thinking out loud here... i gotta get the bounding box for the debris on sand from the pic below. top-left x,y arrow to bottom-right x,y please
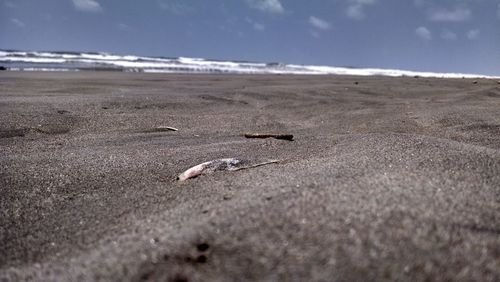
472,80 -> 478,84
143,126 -> 178,133
0,129 -> 27,138
243,133 -> 293,141
177,158 -> 280,181
156,126 -> 178,131
178,158 -> 240,181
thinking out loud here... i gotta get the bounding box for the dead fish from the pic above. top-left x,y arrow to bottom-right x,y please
177,158 -> 279,181
177,158 -> 241,181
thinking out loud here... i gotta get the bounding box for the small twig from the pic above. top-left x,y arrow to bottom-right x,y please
233,160 -> 280,171
143,126 -> 178,133
156,126 -> 178,131
243,133 -> 293,141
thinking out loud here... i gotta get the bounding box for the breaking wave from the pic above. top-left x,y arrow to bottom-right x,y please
0,50 -> 496,78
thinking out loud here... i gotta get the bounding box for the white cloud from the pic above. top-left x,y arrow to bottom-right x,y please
253,23 -> 265,31
10,18 -> 25,27
4,1 -> 15,8
466,29 -> 480,40
246,0 -> 284,14
416,26 -> 432,40
72,0 -> 102,13
310,30 -> 320,38
351,0 -> 376,5
309,16 -> 331,30
346,5 -> 364,20
441,29 -> 457,40
157,0 -> 191,14
245,17 -> 266,31
346,0 -> 376,20
428,6 -> 471,22
117,23 -> 130,31
413,0 -> 425,8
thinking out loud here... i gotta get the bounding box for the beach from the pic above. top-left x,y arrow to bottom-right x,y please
1,71 -> 499,281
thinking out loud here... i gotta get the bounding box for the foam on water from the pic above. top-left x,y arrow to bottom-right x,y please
0,49 -> 497,78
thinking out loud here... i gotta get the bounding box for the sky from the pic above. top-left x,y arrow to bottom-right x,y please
1,0 -> 499,75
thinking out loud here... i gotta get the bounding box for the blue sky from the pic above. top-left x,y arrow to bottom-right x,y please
1,0 -> 499,75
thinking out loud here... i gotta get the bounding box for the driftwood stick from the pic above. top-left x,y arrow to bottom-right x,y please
143,126 -> 178,133
233,160 -> 280,171
243,133 -> 293,141
155,126 -> 178,132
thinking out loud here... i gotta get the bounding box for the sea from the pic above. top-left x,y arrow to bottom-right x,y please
0,49 -> 496,78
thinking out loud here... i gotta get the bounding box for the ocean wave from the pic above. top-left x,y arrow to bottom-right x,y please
0,49 -> 497,78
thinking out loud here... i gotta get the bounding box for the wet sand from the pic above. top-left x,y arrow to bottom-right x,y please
1,72 -> 499,281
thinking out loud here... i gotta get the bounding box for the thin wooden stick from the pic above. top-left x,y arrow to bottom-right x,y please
143,126 -> 178,133
243,133 -> 293,141
156,126 -> 178,131
233,160 -> 280,171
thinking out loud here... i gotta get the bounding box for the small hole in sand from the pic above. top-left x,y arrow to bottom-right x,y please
196,243 -> 209,252
196,255 -> 207,263
140,271 -> 152,281
170,274 -> 189,282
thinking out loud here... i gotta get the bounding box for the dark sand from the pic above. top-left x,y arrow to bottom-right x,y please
1,72 -> 499,281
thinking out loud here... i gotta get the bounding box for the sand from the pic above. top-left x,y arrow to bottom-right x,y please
0,71 -> 499,281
